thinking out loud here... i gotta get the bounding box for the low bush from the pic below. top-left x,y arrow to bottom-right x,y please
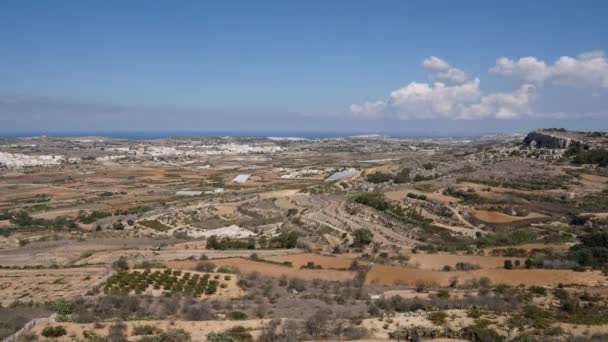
41,326 -> 67,338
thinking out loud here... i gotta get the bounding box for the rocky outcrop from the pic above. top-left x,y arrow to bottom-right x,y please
523,131 -> 588,150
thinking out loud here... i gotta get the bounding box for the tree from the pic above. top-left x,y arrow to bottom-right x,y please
112,256 -> 129,271
352,228 -> 373,247
206,235 -> 219,249
366,172 -> 392,184
504,259 -> 513,270
393,168 -> 411,184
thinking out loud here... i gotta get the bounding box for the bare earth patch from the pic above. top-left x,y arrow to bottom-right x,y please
470,209 -> 547,223
365,265 -> 608,287
408,253 -> 525,270
266,252 -> 358,269
0,267 -> 107,306
167,258 -> 356,282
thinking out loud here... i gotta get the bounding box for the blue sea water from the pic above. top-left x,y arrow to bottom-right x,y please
0,130 -> 492,140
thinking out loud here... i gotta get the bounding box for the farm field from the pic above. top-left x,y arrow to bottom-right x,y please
470,209 -> 548,223
266,252 -> 359,269
0,267 -> 107,306
2,130 -> 608,341
407,253 -> 525,270
365,265 -> 608,287
167,258 -> 357,282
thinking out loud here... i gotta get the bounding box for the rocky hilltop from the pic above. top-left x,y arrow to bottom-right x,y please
523,129 -> 592,150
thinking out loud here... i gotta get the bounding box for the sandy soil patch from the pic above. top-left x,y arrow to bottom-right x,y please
471,209 -> 547,223
559,322 -> 608,337
183,225 -> 255,239
211,205 -> 237,218
432,223 -> 477,237
408,253 -> 525,270
365,265 -> 607,287
32,209 -> 81,220
259,189 -> 300,199
0,267 -> 108,306
167,258 -> 356,282
458,182 -> 535,196
579,173 -> 608,184
582,212 -> 608,219
362,310 -> 475,340
275,197 -> 299,210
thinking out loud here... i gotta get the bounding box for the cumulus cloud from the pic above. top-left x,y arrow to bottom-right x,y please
422,56 -> 450,71
423,56 -> 469,84
490,57 -> 550,83
461,84 -> 536,120
351,56 -> 535,120
490,51 -> 608,89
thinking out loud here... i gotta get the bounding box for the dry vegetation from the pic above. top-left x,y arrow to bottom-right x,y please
2,131 -> 608,341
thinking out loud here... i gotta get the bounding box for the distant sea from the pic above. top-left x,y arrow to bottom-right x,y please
0,131 -> 506,140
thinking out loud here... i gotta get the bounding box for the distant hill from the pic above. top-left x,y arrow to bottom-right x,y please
523,128 -> 608,150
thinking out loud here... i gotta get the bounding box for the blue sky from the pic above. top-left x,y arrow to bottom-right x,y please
1,1 -> 608,135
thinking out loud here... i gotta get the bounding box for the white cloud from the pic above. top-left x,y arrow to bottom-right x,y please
350,100 -> 386,118
490,57 -> 550,83
423,56 -> 469,84
491,51 -> 608,89
461,84 -> 535,120
387,79 -> 481,119
436,68 -> 469,84
422,56 -> 450,71
351,56 -> 534,120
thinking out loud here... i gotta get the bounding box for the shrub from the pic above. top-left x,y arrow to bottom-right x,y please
41,326 -> 67,338
268,231 -> 299,249
366,172 -> 392,184
570,148 -> 608,167
227,311 -> 248,320
463,325 -> 504,342
133,325 -> 157,336
529,286 -> 547,296
108,321 -> 127,341
437,290 -> 450,299
352,228 -> 373,247
195,262 -> 216,272
207,326 -> 251,342
112,256 -> 129,271
455,262 -> 481,271
427,311 -> 448,325
393,168 -> 411,184
47,298 -> 74,315
159,329 -> 191,342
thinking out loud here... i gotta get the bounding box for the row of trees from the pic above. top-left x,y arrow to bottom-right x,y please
206,231 -> 300,250
366,168 -> 412,184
